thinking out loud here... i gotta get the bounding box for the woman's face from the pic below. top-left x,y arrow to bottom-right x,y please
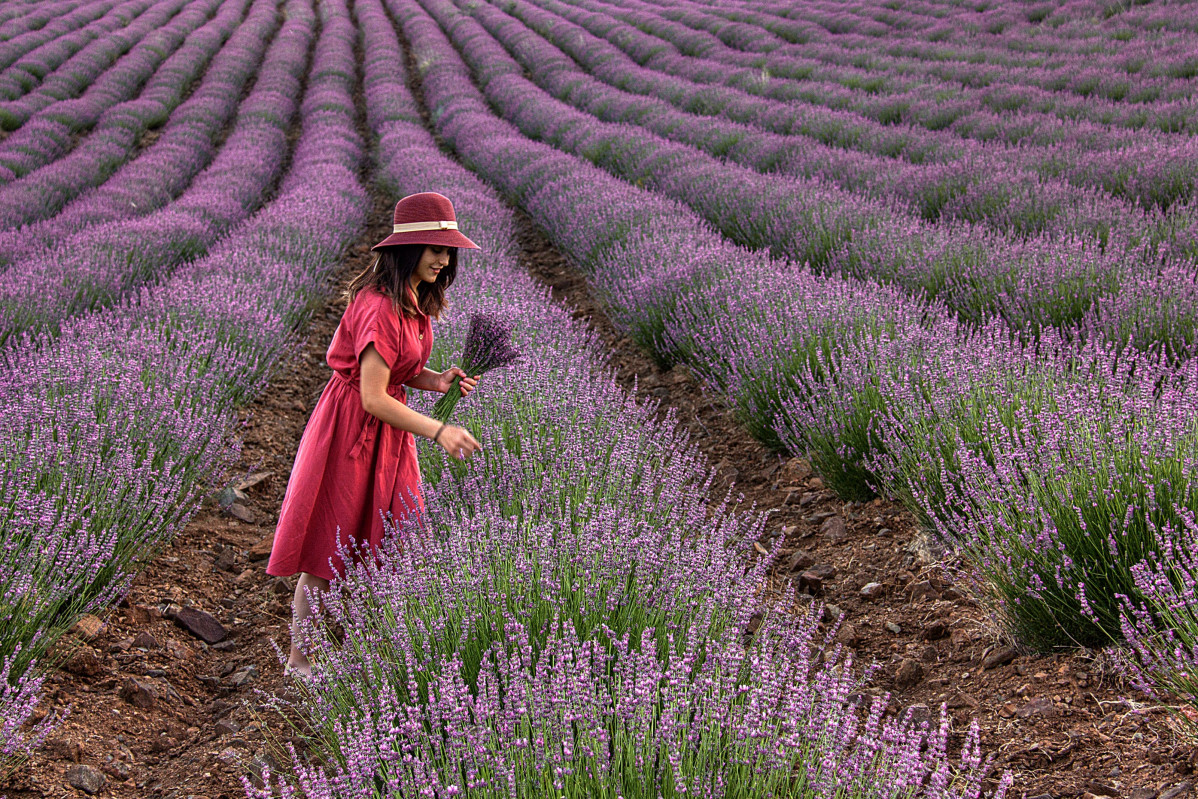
412,244 -> 451,286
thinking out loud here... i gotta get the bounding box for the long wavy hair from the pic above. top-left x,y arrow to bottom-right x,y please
344,243 -> 458,319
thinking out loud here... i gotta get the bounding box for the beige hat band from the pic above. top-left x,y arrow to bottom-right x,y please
392,220 -> 458,233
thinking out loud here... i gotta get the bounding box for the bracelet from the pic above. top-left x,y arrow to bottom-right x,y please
432,423 -> 447,445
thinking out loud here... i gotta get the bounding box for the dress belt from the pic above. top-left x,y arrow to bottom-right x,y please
331,370 -> 407,460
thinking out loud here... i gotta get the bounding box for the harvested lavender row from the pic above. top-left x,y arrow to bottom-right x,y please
242,0 -> 1006,794
433,0 -> 1198,358
0,0 -> 282,268
492,0 -> 1191,251
0,0 -> 210,184
2,0 -> 367,766
617,0 -> 1198,134
0,0 -> 165,134
412,0 -> 1198,659
539,0 -> 1198,211
0,0 -> 119,78
0,0 -> 247,231
0,0 -> 313,342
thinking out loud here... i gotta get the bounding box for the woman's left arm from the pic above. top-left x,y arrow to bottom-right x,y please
405,367 -> 480,396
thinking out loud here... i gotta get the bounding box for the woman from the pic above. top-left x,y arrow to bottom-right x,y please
266,192 -> 483,678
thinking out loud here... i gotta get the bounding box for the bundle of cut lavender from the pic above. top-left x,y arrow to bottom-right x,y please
432,312 -> 520,423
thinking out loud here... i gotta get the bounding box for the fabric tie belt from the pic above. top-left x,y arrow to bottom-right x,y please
332,370 -> 406,460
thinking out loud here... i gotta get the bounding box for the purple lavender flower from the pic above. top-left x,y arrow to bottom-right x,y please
431,311 -> 521,422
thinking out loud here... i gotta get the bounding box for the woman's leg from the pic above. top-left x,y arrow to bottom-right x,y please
286,571 -> 329,675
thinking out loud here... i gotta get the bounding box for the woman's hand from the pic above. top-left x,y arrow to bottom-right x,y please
436,424 -> 481,461
434,367 -> 480,397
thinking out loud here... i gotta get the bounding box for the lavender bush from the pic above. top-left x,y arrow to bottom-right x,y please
0,0 -> 245,231
245,1 -> 1008,795
2,0 -> 367,762
0,648 -> 61,781
0,0 -> 313,343
0,0 -> 282,269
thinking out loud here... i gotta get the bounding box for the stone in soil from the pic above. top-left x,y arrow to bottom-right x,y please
920,618 -> 950,641
895,658 -> 923,688
174,606 -> 227,643
226,502 -> 255,523
1015,696 -> 1055,717
860,581 -> 885,600
64,645 -> 104,677
1160,784 -> 1192,799
786,549 -> 815,573
247,535 -> 274,561
46,737 -> 84,763
779,457 -> 811,484
227,664 -> 258,688
131,631 -> 158,650
799,565 -> 835,595
65,764 -> 106,795
820,515 -> 848,542
70,614 -> 105,640
982,645 -> 1018,671
119,677 -> 158,709
234,471 -> 273,491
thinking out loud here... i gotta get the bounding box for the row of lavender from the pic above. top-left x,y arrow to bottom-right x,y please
2,0 -> 372,778
500,0 -> 1195,254
411,0 -> 1198,719
0,0 -> 278,268
0,0 -> 183,140
246,0 -> 1005,794
0,0 -> 313,344
0,0 -> 245,231
630,0 -> 1198,137
434,0 -> 1197,364
645,0 -> 1198,132
528,0 -> 1198,215
0,0 -> 122,92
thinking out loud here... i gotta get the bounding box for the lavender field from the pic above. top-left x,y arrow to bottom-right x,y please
1,0 -> 1196,796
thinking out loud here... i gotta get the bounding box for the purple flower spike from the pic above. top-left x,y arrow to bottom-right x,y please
432,311 -> 522,422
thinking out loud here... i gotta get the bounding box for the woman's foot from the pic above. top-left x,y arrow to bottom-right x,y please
284,659 -> 312,682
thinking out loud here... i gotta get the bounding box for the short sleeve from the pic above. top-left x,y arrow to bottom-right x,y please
352,291 -> 402,369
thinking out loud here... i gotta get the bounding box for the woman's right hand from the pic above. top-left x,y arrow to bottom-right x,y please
437,424 -> 481,460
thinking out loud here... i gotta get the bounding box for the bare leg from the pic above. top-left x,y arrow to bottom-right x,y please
286,572 -> 329,676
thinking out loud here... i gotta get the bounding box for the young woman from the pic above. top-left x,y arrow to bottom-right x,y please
266,192 -> 483,678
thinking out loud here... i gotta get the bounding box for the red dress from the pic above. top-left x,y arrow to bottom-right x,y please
267,286 -> 433,581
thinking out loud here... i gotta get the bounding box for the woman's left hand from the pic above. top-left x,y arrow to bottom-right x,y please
437,367 -> 480,397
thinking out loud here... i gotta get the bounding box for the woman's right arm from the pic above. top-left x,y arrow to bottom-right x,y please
359,344 -> 481,459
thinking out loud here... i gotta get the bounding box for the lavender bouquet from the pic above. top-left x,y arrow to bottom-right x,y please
432,312 -> 520,423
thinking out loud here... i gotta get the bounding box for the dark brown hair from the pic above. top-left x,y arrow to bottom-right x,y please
344,243 -> 457,319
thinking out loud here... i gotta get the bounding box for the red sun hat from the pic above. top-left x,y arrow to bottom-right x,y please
371,192 -> 480,251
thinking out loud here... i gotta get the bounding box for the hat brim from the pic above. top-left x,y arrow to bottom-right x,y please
371,229 -> 480,251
